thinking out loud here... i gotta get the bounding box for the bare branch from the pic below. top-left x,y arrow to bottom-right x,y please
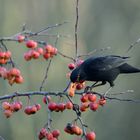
126,38 -> 140,53
39,59 -> 52,91
78,46 -> 111,58
57,51 -> 75,61
0,136 -> 5,140
28,21 -> 69,36
75,0 -> 79,58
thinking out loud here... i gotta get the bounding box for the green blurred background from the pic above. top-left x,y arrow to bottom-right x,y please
0,0 -> 140,140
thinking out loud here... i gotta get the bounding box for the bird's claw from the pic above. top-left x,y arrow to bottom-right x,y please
84,86 -> 92,93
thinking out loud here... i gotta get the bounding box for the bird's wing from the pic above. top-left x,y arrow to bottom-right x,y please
85,55 -> 129,71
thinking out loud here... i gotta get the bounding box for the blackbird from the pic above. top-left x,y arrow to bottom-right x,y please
70,55 -> 140,91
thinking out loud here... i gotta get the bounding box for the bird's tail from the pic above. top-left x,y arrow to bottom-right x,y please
120,63 -> 140,73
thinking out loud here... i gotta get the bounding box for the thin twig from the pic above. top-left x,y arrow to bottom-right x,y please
0,136 -> 5,140
75,0 -> 79,58
29,21 -> 68,36
66,94 -> 87,137
57,51 -> 75,61
0,91 -> 140,103
44,97 -> 52,131
126,38 -> 140,53
78,46 -> 111,58
39,59 -> 52,91
108,89 -> 134,96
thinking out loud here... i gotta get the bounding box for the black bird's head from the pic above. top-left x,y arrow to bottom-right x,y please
70,66 -> 86,83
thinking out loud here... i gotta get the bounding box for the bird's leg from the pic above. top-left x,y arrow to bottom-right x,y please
103,87 -> 112,97
91,81 -> 106,89
63,81 -> 71,92
84,82 -> 98,92
84,81 -> 106,92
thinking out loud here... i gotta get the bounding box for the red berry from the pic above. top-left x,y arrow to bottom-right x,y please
0,52 -> 5,60
48,102 -> 57,111
38,128 -> 47,140
2,102 -> 11,110
45,133 -> 53,140
26,40 -> 37,48
17,101 -> 23,108
17,35 -> 25,43
86,131 -> 96,140
64,127 -> 72,134
37,48 -> 44,55
52,47 -> 57,55
68,63 -> 75,70
80,94 -> 88,103
31,51 -> 40,59
76,83 -> 85,90
89,103 -> 99,111
76,59 -> 84,67
80,102 -> 89,112
24,53 -> 32,61
43,96 -> 51,104
43,52 -> 51,59
52,129 -> 60,138
11,101 -> 22,112
44,45 -> 53,53
65,101 -> 73,109
71,125 -> 82,135
88,94 -> 97,102
57,103 -> 66,112
30,105 -> 37,114
8,68 -> 21,77
0,67 -> 7,78
35,104 -> 41,111
24,106 -> 32,115
98,98 -> 106,106
5,51 -> 11,59
4,110 -> 12,118
14,75 -> 24,84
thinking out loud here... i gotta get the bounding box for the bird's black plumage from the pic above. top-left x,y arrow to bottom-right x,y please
70,55 -> 140,87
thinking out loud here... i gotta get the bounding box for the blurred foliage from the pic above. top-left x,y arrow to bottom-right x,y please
0,0 -> 140,140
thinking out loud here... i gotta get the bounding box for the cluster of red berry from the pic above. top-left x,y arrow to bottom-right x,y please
47,101 -> 73,112
80,93 -> 106,112
2,101 -> 22,118
38,128 -> 60,140
24,48 -> 43,60
43,45 -> 57,59
64,123 -> 83,136
64,123 -> 96,140
2,100 -> 41,117
17,35 -> 57,61
24,104 -> 41,115
0,67 -> 23,85
0,51 -> 11,64
43,96 -> 73,111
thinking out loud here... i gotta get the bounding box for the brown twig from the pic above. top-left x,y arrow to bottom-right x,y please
126,38 -> 140,53
39,59 -> 52,91
43,97 -> 52,131
0,90 -> 140,103
78,46 -> 111,58
57,51 -> 75,61
0,136 -> 5,140
66,94 -> 87,137
75,0 -> 79,58
27,21 -> 69,37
